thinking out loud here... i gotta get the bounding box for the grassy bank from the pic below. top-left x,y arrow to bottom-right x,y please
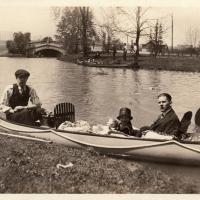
0,135 -> 198,193
139,56 -> 200,72
59,53 -> 200,72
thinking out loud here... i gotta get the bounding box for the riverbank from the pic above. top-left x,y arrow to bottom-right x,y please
0,53 -> 24,57
59,53 -> 200,72
0,134 -> 198,193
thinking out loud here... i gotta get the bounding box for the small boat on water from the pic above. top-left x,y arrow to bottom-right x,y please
76,60 -> 136,69
82,62 -> 130,68
0,115 -> 200,166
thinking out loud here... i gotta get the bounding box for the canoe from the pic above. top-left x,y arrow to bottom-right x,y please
0,116 -> 200,166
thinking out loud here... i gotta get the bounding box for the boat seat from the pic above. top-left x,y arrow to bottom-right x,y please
178,111 -> 192,139
54,102 -> 75,128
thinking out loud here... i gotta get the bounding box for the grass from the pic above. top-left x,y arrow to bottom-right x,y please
139,56 -> 200,72
59,53 -> 200,73
0,135 -> 198,193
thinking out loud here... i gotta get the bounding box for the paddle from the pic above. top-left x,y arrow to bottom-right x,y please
177,111 -> 192,140
187,108 -> 200,140
180,111 -> 193,131
195,108 -> 200,127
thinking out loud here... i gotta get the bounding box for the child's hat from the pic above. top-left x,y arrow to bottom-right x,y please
117,107 -> 133,120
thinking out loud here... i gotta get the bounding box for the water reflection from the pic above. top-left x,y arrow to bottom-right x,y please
0,57 -> 200,129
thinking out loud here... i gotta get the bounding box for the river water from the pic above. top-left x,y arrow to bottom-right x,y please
1,57 -> 200,185
0,57 -> 200,129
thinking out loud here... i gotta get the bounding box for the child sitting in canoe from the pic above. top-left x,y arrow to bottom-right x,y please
108,107 -> 139,136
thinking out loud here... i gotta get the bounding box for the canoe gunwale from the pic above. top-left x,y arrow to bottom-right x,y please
0,115 -> 168,142
0,115 -> 200,145
51,130 -> 200,153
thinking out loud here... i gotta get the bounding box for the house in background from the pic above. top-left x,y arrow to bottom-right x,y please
140,41 -> 168,55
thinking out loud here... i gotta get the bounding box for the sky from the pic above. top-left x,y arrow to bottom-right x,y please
1,0 -> 200,46
0,7 -> 56,40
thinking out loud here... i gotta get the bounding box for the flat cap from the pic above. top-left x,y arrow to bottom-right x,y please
15,69 -> 30,78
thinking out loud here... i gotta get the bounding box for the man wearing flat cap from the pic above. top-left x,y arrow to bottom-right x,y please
0,69 -> 44,125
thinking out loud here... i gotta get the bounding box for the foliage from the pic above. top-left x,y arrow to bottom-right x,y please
6,32 -> 31,55
79,7 -> 96,56
55,7 -> 81,54
6,40 -> 17,54
41,37 -> 53,43
54,7 -> 96,56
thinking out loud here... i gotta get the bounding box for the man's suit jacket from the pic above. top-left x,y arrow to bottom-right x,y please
150,109 -> 180,135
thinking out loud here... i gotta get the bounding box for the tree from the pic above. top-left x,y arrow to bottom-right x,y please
114,7 -> 150,63
186,27 -> 199,48
79,7 -> 96,57
149,20 -> 164,57
41,37 -> 53,43
6,32 -> 31,54
134,7 -> 142,60
55,7 -> 81,53
53,7 -> 96,56
6,40 -> 17,54
102,31 -> 106,52
98,8 -> 117,54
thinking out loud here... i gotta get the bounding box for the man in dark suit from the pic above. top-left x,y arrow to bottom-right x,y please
140,93 -> 180,136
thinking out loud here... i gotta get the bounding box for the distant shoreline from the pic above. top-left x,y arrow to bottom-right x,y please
58,53 -> 200,73
1,52 -> 200,73
0,53 -> 24,57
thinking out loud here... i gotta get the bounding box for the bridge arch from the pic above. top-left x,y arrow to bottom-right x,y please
34,46 -> 65,57
27,42 -> 66,57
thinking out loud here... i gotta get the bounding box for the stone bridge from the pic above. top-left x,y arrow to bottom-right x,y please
26,40 -> 66,57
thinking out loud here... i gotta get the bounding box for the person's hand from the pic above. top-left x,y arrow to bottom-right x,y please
14,106 -> 25,112
141,130 -> 149,135
8,108 -> 15,113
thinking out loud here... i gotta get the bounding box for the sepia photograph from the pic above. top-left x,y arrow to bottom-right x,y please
0,0 -> 200,197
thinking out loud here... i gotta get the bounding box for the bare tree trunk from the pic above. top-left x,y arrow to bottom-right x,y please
80,7 -> 89,57
134,7 -> 141,64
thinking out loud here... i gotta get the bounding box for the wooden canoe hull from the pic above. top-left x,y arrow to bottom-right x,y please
0,117 -> 200,165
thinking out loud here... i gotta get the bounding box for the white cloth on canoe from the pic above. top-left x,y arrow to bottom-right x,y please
58,120 -> 111,135
142,131 -> 173,140
92,124 -> 110,135
58,120 -> 137,136
58,120 -> 91,132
